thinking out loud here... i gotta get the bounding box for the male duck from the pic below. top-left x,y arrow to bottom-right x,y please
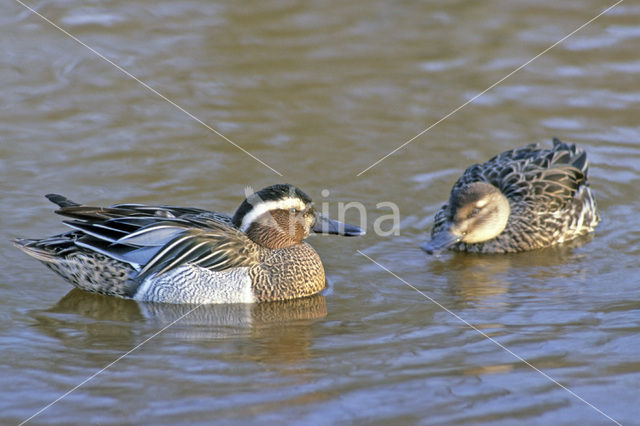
422,138 -> 600,254
14,184 -> 364,303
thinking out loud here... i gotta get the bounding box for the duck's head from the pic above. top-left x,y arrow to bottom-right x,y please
422,182 -> 510,254
232,184 -> 365,249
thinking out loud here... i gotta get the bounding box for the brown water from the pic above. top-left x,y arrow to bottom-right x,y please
2,0 -> 640,424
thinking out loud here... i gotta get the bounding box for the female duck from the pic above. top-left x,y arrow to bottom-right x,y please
14,184 -> 364,303
422,138 -> 600,254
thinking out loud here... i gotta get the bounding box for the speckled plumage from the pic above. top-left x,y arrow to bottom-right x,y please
14,184 -> 363,303
426,139 -> 600,253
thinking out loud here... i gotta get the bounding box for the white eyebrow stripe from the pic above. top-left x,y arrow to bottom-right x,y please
476,198 -> 489,208
240,197 -> 306,232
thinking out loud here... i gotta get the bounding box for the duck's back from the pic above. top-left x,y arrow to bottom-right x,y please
13,199 -> 251,299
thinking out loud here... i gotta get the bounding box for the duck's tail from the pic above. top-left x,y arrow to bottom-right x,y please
45,194 -> 81,208
12,238 -> 61,263
551,137 -> 589,175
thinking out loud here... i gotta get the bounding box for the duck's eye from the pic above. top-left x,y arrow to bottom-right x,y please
467,207 -> 480,219
290,208 -> 299,214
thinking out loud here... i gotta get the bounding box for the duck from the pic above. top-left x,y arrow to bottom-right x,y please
13,184 -> 365,304
422,138 -> 600,254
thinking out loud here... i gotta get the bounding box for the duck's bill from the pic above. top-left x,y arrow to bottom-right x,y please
312,214 -> 365,236
420,230 -> 461,254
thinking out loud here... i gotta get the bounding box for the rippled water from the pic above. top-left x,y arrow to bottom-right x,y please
2,0 -> 640,424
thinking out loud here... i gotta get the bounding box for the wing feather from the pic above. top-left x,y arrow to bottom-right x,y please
44,196 -> 254,278
134,223 -> 259,281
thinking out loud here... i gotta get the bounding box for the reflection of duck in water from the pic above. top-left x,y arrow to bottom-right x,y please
34,289 -> 327,362
44,289 -> 327,327
428,240 -> 591,307
14,184 -> 364,304
423,139 -> 600,254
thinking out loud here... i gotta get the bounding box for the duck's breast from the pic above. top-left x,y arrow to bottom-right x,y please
250,243 -> 326,302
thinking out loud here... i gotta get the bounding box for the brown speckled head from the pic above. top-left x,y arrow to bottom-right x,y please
234,184 -> 363,248
449,181 -> 511,244
245,207 -> 316,249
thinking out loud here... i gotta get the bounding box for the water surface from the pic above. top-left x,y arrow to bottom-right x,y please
2,0 -> 640,424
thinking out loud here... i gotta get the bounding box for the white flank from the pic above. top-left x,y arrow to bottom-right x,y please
134,266 -> 256,304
